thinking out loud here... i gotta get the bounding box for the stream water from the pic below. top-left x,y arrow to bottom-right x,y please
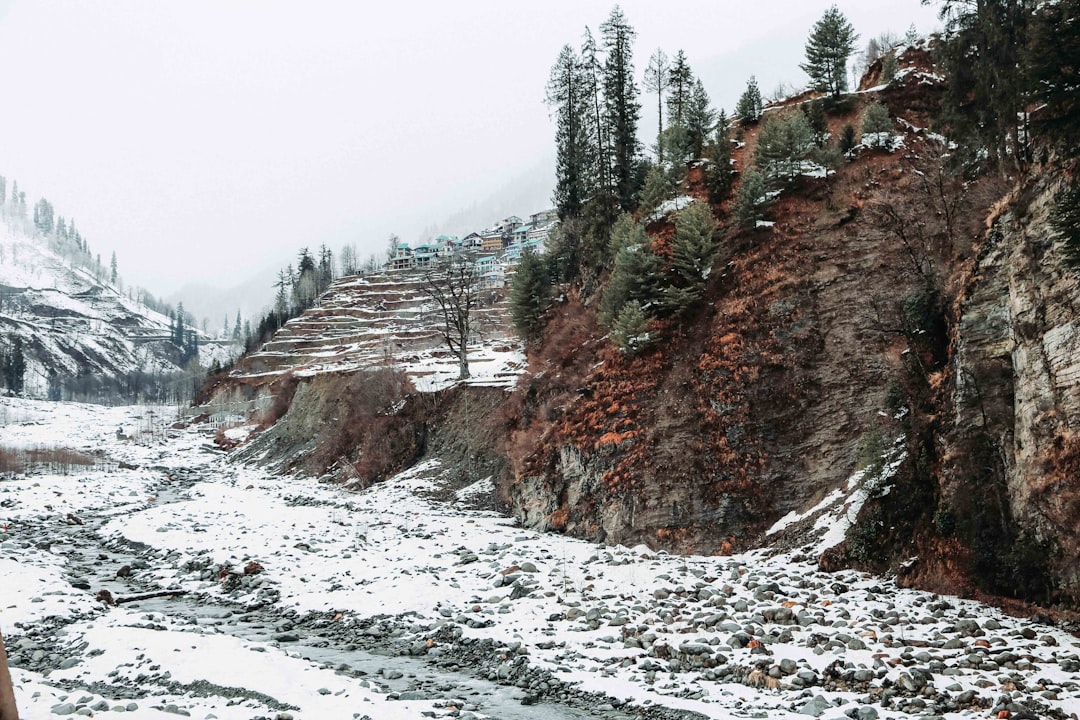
26,465 -> 634,720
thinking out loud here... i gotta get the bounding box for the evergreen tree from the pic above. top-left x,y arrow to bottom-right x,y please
840,123 -> 858,154
643,48 -> 670,162
611,300 -> 652,355
1050,178 -> 1080,267
110,252 -> 118,285
800,5 -> 859,99
803,99 -> 829,139
684,78 -> 716,160
275,269 -> 290,318
705,111 -> 735,204
0,176 -> 5,206
880,52 -> 899,84
600,6 -> 643,211
1027,0 -> 1080,153
174,303 -> 186,346
581,27 -> 610,195
509,248 -> 552,342
662,200 -> 719,312
318,244 -> 333,292
600,215 -> 661,326
666,50 -> 693,130
754,110 -> 816,187
547,44 -> 592,220
5,338 -> 25,393
734,168 -> 770,227
637,163 -> 674,218
861,102 -> 894,147
735,76 -> 763,123
294,249 -> 318,310
929,0 -> 1031,170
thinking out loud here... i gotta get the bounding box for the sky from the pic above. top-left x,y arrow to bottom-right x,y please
0,1 -> 941,304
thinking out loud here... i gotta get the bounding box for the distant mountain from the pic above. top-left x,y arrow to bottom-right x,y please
167,263 -> 279,337
0,214 -> 235,402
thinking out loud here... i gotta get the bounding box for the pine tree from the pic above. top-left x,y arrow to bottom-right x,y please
174,303 -> 186,346
881,52 -> 899,84
637,163 -> 674,218
643,49 -> 670,162
931,0 -> 1031,170
734,168 -> 770,227
840,123 -> 858,154
318,244 -> 333,292
0,176 -> 5,206
800,5 -> 859,99
274,270 -> 290,319
705,111 -> 735,204
600,6 -> 643,211
861,102 -> 893,147
1027,0 -> 1080,153
581,27 -> 609,195
735,76 -> 763,123
547,44 -> 592,220
662,201 -> 719,312
1050,178 -> 1080,267
110,252 -> 118,285
684,78 -> 716,160
600,215 -> 661,327
7,337 -> 25,393
509,248 -> 552,342
666,50 -> 693,129
754,110 -> 815,187
611,300 -> 652,355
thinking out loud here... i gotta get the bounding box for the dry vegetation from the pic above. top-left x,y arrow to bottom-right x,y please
0,445 -> 99,475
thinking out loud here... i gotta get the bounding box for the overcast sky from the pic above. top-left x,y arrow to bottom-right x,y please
0,1 -> 940,299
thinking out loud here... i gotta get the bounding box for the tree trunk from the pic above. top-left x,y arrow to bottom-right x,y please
0,630 -> 18,720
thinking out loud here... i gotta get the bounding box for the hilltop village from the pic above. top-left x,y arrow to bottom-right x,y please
389,209 -> 558,286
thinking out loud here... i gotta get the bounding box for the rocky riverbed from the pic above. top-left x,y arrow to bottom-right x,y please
1,398 -> 1079,719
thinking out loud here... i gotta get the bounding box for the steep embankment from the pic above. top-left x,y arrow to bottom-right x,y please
504,45 -> 971,553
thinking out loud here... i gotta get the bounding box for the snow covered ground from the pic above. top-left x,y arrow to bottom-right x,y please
2,397 -> 1080,720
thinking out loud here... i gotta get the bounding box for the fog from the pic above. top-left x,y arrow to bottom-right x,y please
0,0 -> 940,307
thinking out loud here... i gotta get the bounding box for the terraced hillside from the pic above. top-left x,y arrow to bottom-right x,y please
230,267 -> 524,391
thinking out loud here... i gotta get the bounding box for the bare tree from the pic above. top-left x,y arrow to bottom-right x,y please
643,48 -> 670,162
421,257 -> 478,380
0,629 -> 17,720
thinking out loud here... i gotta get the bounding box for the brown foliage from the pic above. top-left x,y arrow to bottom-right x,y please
0,446 -> 97,475
306,368 -> 416,482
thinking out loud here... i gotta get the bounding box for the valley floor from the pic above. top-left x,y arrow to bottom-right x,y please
0,398 -> 1078,720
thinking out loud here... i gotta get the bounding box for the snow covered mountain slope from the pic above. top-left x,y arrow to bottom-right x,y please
0,218 -> 231,401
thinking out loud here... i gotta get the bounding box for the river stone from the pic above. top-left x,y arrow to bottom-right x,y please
51,704 -> 77,715
856,706 -> 879,720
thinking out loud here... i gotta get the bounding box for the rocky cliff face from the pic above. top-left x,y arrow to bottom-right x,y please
924,163 -> 1080,604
